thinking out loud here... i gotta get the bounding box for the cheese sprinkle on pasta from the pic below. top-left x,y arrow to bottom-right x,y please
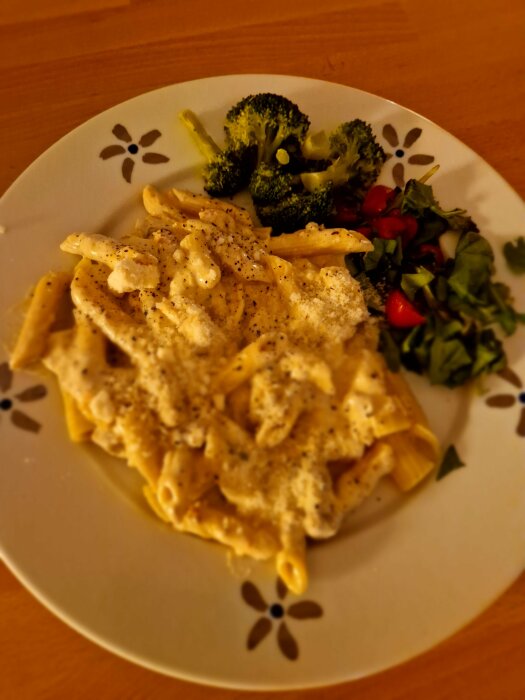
10,186 -> 440,594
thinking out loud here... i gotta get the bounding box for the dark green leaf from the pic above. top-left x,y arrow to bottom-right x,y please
401,325 -> 423,353
401,180 -> 476,234
413,341 -> 431,369
428,336 -> 472,385
488,282 -> 523,335
441,319 -> 465,339
393,236 -> 404,265
502,236 -> 525,274
435,275 -> 449,302
471,332 -> 505,376
415,216 -> 448,245
447,232 -> 494,301
436,445 -> 465,481
400,180 -> 440,217
363,238 -> 398,271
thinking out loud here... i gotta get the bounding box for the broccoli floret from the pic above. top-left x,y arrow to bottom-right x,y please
249,163 -> 295,204
255,187 -> 333,234
179,109 -> 252,196
301,119 -> 386,197
203,147 -> 254,197
224,93 -> 310,166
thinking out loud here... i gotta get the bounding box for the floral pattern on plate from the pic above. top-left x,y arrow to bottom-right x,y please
485,367 -> 525,436
99,124 -> 170,183
0,362 -> 47,433
382,124 -> 435,187
241,577 -> 323,660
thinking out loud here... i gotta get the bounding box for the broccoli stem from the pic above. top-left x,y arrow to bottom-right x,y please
300,151 -> 360,192
301,131 -> 331,159
179,109 -> 220,162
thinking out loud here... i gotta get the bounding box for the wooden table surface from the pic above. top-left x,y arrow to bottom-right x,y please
1,0 -> 525,697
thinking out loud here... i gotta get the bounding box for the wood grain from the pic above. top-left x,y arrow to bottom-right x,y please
1,0 -> 524,697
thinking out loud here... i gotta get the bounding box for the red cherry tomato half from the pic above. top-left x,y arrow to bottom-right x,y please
385,290 -> 426,328
361,185 -> 394,218
400,214 -> 419,246
373,216 -> 406,239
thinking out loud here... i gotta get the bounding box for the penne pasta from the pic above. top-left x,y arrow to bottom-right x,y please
387,424 -> 441,492
10,270 -> 72,369
10,184 -> 440,594
276,546 -> 308,596
60,387 -> 94,442
267,223 -> 372,257
214,332 -> 287,394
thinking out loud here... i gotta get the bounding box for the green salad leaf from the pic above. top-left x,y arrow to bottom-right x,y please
347,177 -> 525,388
401,266 -> 434,300
503,236 -> 525,274
436,445 -> 465,481
428,335 -> 472,385
447,232 -> 494,301
400,180 -> 477,235
363,238 -> 398,271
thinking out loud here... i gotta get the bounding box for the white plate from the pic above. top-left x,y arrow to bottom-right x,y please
1,75 -> 524,690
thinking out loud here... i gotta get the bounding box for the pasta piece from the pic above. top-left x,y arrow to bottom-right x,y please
10,270 -> 72,369
276,550 -> 308,596
276,519 -> 308,595
225,383 -> 252,429
72,310 -> 108,367
207,276 -> 245,331
143,485 -> 171,523
336,441 -> 396,513
60,387 -> 94,442
171,187 -> 253,226
387,424 -> 441,491
385,368 -> 430,427
142,185 -> 188,222
179,229 -> 222,289
383,368 -> 440,490
267,223 -> 372,257
181,216 -> 272,283
370,394 -> 412,438
178,492 -> 281,561
60,232 -> 157,267
61,232 -> 159,293
249,369 -> 306,447
214,332 -> 287,394
157,446 -> 217,519
117,405 -> 166,487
